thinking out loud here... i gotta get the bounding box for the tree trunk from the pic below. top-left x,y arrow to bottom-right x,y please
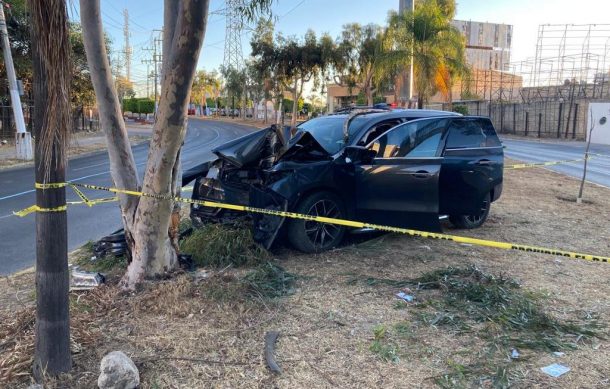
290,80 -> 299,127
29,0 -> 71,378
123,0 -> 209,288
366,87 -> 374,106
263,98 -> 268,123
80,0 -> 139,253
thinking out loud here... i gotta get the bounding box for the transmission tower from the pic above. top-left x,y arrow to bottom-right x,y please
123,8 -> 131,81
223,0 -> 244,71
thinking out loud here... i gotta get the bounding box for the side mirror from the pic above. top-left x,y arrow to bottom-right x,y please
344,145 -> 376,164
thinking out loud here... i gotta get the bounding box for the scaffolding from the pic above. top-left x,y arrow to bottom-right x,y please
438,24 -> 610,139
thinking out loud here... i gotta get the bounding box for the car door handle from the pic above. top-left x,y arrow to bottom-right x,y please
411,170 -> 431,179
476,159 -> 492,166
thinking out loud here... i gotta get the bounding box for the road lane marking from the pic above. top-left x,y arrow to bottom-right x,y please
72,161 -> 110,171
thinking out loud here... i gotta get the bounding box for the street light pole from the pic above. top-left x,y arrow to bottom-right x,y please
0,1 -> 32,159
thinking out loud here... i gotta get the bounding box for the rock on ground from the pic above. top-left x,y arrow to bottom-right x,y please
97,351 -> 140,389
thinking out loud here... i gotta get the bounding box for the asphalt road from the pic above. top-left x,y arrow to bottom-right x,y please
502,138 -> 610,188
0,119 -> 256,275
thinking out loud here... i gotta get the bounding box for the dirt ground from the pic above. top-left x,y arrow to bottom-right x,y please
1,162 -> 609,388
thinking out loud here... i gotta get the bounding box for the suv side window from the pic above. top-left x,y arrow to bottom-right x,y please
358,119 -> 402,146
369,118 -> 449,158
479,118 -> 502,147
445,119 -> 488,149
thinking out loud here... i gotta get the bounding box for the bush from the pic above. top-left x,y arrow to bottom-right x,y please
137,98 -> 155,114
452,105 -> 469,115
180,224 -> 269,268
122,98 -> 137,113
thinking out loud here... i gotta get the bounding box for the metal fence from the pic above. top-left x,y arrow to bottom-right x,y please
0,103 -> 100,141
425,98 -> 610,140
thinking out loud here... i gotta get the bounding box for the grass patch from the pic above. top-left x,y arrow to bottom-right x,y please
411,265 -> 602,352
180,224 -> 269,268
357,265 -> 605,387
242,262 -> 296,299
369,324 -> 400,363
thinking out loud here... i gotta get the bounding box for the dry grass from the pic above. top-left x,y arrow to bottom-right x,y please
1,163 -> 609,388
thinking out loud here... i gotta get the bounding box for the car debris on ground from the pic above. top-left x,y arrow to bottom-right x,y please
540,363 -> 570,377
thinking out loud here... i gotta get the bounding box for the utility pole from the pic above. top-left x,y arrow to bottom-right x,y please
0,2 -> 32,159
123,8 -> 131,81
398,0 -> 414,107
144,30 -> 162,116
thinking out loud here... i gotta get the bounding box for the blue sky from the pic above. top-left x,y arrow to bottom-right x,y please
70,0 -> 610,96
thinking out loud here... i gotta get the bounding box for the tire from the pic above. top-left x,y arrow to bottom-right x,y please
449,192 -> 491,229
287,191 -> 347,253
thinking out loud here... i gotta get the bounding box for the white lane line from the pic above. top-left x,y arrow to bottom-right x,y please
72,161 -> 109,171
0,189 -> 36,201
0,126 -> 225,202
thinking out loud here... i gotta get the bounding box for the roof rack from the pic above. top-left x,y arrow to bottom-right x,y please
332,104 -> 391,114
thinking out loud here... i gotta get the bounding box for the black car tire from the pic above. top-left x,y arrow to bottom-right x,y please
449,192 -> 491,229
287,191 -> 346,253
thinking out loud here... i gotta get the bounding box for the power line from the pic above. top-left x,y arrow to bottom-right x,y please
280,0 -> 307,18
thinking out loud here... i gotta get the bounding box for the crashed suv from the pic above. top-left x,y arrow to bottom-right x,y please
183,110 -> 504,253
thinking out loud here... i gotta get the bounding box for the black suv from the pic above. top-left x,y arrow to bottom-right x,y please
185,110 -> 503,253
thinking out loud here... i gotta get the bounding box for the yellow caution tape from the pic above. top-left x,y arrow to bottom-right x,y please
13,181 -> 609,264
505,156 -> 590,170
13,204 -> 67,217
35,182 -> 68,189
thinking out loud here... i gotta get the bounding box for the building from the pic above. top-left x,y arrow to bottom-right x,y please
451,20 -> 512,72
326,2 -> 516,111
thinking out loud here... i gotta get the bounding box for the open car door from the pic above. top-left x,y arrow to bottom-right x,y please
354,118 -> 451,232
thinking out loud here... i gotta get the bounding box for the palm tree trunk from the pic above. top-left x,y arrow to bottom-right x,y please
29,0 -> 71,378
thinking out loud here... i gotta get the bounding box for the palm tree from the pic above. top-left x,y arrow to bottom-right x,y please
385,0 -> 468,108
29,0 -> 72,377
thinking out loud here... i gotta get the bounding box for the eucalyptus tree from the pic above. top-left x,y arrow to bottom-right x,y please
80,0 -> 273,289
333,23 -> 389,106
252,29 -> 332,127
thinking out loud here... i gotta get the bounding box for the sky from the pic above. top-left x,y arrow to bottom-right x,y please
70,0 -> 610,97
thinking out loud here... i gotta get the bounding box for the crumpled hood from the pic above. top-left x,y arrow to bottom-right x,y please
212,127 -> 331,168
276,131 -> 331,162
212,128 -> 272,168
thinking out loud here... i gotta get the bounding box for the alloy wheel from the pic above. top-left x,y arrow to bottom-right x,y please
304,199 -> 342,249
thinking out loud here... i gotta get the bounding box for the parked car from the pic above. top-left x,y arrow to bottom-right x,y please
183,110 -> 503,253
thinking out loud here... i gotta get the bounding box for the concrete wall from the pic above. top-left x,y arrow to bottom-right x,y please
426,99 -> 610,140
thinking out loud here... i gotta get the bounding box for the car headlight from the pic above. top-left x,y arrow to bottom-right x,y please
196,177 -> 225,200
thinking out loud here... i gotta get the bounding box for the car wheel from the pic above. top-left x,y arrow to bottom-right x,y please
449,192 -> 491,229
287,191 -> 346,253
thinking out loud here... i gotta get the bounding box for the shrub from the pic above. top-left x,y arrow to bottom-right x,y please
180,224 -> 269,268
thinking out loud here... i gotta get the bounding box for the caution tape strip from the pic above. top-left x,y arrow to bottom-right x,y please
505,156 -> 590,170
13,181 -> 610,264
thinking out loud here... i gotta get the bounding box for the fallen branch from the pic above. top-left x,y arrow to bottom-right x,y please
264,330 -> 282,374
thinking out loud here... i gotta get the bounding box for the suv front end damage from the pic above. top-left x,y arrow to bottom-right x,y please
187,124 -> 334,248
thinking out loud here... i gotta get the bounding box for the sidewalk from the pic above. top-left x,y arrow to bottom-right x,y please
0,121 -> 153,170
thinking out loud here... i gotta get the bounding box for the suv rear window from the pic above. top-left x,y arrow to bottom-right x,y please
480,118 -> 502,147
445,119 -> 487,149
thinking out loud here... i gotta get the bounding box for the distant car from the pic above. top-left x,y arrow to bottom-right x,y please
183,110 -> 503,253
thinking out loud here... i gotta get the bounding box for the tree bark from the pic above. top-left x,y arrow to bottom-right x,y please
290,79 -> 299,127
124,0 -> 209,288
30,0 -> 71,378
80,0 -> 139,253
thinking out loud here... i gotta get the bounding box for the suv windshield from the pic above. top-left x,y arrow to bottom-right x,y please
296,115 -> 368,154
